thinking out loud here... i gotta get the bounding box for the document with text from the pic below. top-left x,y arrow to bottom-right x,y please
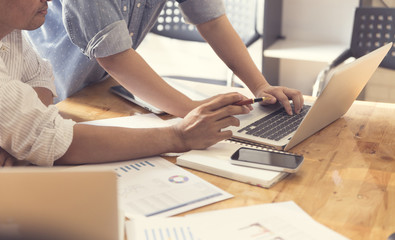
126,201 -> 349,240
73,157 -> 232,218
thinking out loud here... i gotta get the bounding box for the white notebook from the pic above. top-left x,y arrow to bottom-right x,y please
176,141 -> 290,188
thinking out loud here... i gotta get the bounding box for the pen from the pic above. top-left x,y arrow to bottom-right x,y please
234,97 -> 269,106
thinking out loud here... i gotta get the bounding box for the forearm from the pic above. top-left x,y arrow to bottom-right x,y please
57,92 -> 250,165
197,15 -> 270,96
97,49 -> 198,117
56,124 -> 184,165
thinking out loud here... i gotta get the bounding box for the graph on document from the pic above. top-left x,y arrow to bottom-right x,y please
114,157 -> 229,217
114,160 -> 156,177
127,217 -> 204,240
143,226 -> 197,240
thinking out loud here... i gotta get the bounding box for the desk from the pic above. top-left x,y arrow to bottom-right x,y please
57,77 -> 395,240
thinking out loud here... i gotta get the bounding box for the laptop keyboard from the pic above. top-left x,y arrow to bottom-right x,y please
237,105 -> 311,141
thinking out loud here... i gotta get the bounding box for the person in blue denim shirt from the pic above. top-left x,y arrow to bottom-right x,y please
26,0 -> 304,117
1,0 -> 253,166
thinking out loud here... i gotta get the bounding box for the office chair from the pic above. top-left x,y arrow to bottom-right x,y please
150,0 -> 261,87
312,7 -> 395,97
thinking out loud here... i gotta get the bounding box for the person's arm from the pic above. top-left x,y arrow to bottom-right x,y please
56,92 -> 250,165
23,35 -> 55,107
196,15 -> 304,115
96,49 -> 199,118
0,86 -> 52,167
33,87 -> 53,106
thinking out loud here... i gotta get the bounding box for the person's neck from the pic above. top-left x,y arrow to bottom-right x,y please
0,25 -> 14,40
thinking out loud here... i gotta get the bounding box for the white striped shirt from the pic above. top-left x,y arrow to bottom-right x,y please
0,30 -> 75,166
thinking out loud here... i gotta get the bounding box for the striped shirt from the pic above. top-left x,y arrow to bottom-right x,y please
0,30 -> 75,166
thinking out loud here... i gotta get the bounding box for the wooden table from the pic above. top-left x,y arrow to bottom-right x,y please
57,77 -> 395,240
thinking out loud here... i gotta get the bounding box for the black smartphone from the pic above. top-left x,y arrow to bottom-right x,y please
230,147 -> 304,173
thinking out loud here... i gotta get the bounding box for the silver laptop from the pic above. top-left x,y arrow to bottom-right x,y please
0,168 -> 122,240
229,42 -> 392,151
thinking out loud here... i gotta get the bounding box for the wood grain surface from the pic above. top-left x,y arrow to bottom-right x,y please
57,77 -> 395,240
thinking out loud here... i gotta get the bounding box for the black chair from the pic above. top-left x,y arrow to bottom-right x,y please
151,0 -> 261,87
312,7 -> 395,97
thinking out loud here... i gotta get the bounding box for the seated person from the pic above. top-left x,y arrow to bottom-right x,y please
0,0 -> 250,166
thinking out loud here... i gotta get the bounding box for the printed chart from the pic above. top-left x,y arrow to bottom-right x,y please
76,157 -> 232,218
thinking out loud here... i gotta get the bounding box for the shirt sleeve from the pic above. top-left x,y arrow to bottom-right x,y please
178,0 -> 226,25
0,80 -> 75,166
21,35 -> 57,97
62,0 -> 132,59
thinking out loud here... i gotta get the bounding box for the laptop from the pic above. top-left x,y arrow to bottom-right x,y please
229,42 -> 392,151
0,168 -> 123,240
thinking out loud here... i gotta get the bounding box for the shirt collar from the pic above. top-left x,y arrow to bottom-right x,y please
0,38 -> 10,53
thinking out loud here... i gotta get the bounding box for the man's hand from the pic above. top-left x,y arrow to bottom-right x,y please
172,92 -> 250,151
0,148 -> 17,167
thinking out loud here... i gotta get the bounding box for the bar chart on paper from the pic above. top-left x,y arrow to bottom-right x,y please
114,160 -> 156,175
127,217 -> 202,240
143,225 -> 196,240
112,157 -> 232,217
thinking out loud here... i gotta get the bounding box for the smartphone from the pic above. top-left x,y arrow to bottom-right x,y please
230,147 -> 304,173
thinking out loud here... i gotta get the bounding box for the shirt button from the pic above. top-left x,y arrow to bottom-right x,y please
0,46 -> 6,51
130,32 -> 134,37
123,6 -> 127,11
137,2 -> 141,8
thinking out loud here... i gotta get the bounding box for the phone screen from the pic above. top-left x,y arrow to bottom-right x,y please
231,148 -> 303,169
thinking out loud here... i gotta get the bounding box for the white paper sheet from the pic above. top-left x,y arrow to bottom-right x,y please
79,113 -> 233,218
126,201 -> 349,240
72,157 -> 232,219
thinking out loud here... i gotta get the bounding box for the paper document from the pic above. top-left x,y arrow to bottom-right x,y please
79,115 -> 232,217
73,157 -> 232,218
126,201 -> 349,240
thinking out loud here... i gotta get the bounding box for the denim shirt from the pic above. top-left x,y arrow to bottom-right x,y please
25,0 -> 225,102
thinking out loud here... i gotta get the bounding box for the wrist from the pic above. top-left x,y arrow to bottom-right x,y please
168,125 -> 190,153
171,99 -> 199,118
252,82 -> 271,97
